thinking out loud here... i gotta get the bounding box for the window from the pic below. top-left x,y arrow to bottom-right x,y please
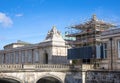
118,41 -> 120,58
1,54 -> 4,64
3,54 -> 5,64
82,59 -> 90,64
103,43 -> 107,59
9,53 -> 12,64
27,50 -> 32,63
9,53 -> 14,64
45,53 -> 48,64
6,53 -> 9,64
43,53 -> 48,64
21,51 -> 25,63
34,49 -> 39,63
11,53 -> 14,64
15,52 -> 19,64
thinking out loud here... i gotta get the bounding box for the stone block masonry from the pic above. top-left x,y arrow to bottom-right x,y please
86,70 -> 120,83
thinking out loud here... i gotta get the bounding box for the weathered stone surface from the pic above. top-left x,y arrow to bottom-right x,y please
0,71 -> 82,83
86,71 -> 120,83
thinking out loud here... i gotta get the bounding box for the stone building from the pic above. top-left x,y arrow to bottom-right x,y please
66,15 -> 120,70
100,28 -> 120,70
0,26 -> 69,64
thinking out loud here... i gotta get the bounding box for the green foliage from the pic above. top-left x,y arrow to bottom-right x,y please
72,60 -> 79,65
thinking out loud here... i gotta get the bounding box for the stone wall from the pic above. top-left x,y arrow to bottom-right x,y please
65,72 -> 82,83
0,71 -> 82,83
86,70 -> 120,83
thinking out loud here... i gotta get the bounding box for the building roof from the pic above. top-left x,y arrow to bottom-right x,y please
1,26 -> 66,51
3,40 -> 32,49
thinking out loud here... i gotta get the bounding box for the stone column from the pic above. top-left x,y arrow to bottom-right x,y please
36,48 -> 40,63
31,49 -> 34,64
82,71 -> 86,83
3,53 -> 5,64
39,48 -> 44,64
19,51 -> 21,64
49,47 -> 53,64
25,50 -> 28,64
13,52 -> 16,64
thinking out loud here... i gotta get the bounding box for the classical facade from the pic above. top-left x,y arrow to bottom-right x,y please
0,26 -> 83,83
0,26 -> 69,64
100,28 -> 120,70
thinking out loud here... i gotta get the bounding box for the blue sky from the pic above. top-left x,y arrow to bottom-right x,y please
0,0 -> 120,49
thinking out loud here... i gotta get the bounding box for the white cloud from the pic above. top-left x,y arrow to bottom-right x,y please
0,12 -> 13,27
15,13 -> 23,17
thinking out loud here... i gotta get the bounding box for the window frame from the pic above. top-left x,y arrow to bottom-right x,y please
103,43 -> 107,59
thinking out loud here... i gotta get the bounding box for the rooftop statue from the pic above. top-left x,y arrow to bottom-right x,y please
45,26 -> 64,42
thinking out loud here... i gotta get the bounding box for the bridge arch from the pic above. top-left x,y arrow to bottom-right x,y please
36,74 -> 63,83
0,75 -> 23,83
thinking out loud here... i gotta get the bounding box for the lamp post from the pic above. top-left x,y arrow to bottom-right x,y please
109,37 -> 113,70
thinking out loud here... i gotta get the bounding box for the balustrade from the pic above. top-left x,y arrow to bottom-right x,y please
0,64 -> 81,71
0,64 -> 23,70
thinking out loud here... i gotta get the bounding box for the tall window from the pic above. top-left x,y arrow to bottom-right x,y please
9,53 -> 12,64
34,49 -> 39,63
44,53 -> 48,64
11,53 -> 14,64
9,53 -> 14,64
6,53 -> 9,64
27,50 -> 32,63
118,41 -> 120,58
1,54 -> 4,64
15,52 -> 19,64
21,51 -> 25,63
103,43 -> 107,59
3,54 -> 5,64
45,53 -> 48,64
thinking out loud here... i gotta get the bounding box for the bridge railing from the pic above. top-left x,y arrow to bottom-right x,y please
0,64 -> 82,71
0,64 -> 23,70
34,64 -> 71,71
35,64 -> 70,68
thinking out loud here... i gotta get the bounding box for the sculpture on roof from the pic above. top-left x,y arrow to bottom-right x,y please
45,26 -> 64,42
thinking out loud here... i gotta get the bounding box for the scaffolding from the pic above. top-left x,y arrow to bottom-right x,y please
66,14 -> 115,66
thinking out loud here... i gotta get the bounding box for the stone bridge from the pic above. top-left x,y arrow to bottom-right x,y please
0,64 -> 82,83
